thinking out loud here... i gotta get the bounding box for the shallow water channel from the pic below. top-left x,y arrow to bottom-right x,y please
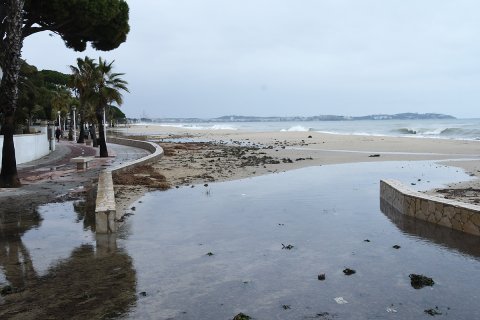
2,161 -> 480,319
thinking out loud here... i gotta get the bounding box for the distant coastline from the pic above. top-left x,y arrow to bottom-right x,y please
120,115 -> 480,140
129,112 -> 455,124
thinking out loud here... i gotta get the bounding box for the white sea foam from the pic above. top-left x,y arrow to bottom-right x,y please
132,123 -> 237,130
315,130 -> 388,137
184,124 -> 238,130
281,125 -> 312,132
129,119 -> 480,140
210,124 -> 238,130
422,128 -> 446,135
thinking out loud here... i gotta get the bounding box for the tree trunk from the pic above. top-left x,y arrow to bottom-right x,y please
0,111 -> 20,187
77,122 -> 85,143
0,0 -> 24,188
96,109 -> 108,157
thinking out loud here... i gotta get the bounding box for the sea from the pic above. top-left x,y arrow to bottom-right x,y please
132,118 -> 480,140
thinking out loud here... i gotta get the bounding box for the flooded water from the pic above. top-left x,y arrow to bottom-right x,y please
1,161 -> 480,319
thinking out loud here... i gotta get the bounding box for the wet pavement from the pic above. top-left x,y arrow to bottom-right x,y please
1,160 -> 480,319
0,139 -> 151,319
17,140 -> 150,182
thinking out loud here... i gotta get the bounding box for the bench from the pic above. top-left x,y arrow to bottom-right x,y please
71,156 -> 94,170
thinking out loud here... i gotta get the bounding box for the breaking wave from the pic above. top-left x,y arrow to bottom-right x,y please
392,127 -> 480,139
393,128 -> 418,135
281,125 -> 313,132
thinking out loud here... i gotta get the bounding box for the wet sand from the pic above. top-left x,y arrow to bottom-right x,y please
112,125 -> 480,210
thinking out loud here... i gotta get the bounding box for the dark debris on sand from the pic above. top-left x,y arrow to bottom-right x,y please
233,313 -> 252,320
343,268 -> 356,276
436,187 -> 480,204
424,307 -> 442,316
409,274 -> 434,289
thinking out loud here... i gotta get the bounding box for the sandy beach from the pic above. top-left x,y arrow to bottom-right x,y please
113,125 -> 480,209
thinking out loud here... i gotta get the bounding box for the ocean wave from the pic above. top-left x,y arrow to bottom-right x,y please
438,127 -> 480,137
140,123 -> 238,130
392,128 -> 418,135
181,124 -> 238,131
281,125 -> 313,132
211,124 -> 238,130
391,126 -> 480,139
130,120 -> 480,140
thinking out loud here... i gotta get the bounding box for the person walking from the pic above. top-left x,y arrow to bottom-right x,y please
55,127 -> 61,142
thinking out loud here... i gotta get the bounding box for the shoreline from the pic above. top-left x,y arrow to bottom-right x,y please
111,125 -> 480,210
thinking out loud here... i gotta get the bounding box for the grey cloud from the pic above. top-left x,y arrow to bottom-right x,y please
22,0 -> 480,118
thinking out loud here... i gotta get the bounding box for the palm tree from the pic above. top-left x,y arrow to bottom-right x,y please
69,57 -> 128,156
95,58 -> 129,157
69,57 -> 97,144
51,89 -> 72,131
0,0 -> 24,187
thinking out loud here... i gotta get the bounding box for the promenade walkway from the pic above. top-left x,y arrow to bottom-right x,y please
0,139 -> 149,211
15,140 -> 148,183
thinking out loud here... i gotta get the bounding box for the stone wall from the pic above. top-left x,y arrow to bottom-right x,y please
95,137 -> 164,233
380,179 -> 480,236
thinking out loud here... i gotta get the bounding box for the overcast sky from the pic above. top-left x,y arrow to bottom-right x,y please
22,0 -> 480,119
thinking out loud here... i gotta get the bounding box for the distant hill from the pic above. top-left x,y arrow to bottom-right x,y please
134,113 -> 455,123
352,113 -> 456,120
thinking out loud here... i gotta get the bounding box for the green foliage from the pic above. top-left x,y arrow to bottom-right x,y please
38,70 -> 70,87
110,105 -> 126,120
69,56 -> 129,124
16,60 -> 73,124
0,1 -> 129,65
96,57 -> 129,110
22,0 -> 130,51
69,56 -> 99,123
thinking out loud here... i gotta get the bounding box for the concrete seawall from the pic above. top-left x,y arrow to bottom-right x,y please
0,132 -> 50,168
380,179 -> 480,236
106,137 -> 162,173
95,138 -> 164,233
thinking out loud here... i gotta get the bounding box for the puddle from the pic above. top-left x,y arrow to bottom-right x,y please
1,161 -> 480,319
119,161 -> 480,319
20,202 -> 96,275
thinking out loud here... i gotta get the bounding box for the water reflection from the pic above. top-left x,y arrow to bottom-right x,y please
73,199 -> 96,232
0,199 -> 137,319
0,208 -> 40,290
1,161 -> 480,319
380,199 -> 480,259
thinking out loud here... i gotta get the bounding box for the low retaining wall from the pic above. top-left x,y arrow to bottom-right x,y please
106,137 -> 162,173
0,132 -> 50,168
380,179 -> 480,236
95,171 -> 116,233
95,137 -> 164,233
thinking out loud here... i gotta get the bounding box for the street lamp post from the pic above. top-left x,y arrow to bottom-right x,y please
72,106 -> 77,141
57,111 -> 61,129
103,107 -> 107,143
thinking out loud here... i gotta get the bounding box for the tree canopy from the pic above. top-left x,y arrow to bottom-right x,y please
0,0 -> 129,54
14,60 -> 73,130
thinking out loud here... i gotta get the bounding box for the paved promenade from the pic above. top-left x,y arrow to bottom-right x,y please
18,140 -> 149,180
0,139 -> 149,211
